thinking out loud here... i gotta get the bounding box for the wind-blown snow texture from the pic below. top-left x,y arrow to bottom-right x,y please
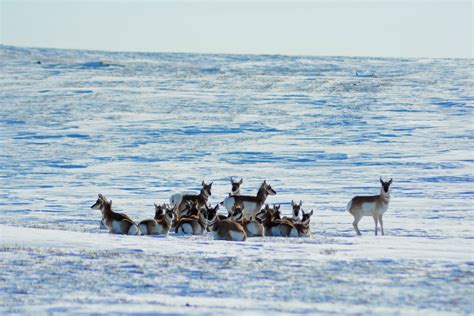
0,45 -> 473,315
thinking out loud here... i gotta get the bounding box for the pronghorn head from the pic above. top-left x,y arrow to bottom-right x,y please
231,203 -> 244,221
380,178 -> 393,194
260,180 -> 276,196
272,204 -> 282,220
301,209 -> 314,225
230,177 -> 243,195
164,206 -> 176,223
291,200 -> 303,219
91,193 -> 109,210
206,203 -> 220,220
154,203 -> 165,218
189,200 -> 200,216
201,181 -> 213,197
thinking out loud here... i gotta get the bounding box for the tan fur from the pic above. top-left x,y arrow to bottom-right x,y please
208,208 -> 247,241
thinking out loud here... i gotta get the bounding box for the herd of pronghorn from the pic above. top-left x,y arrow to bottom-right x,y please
91,177 -> 392,241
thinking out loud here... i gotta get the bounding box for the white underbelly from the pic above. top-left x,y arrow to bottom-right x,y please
111,220 -> 123,233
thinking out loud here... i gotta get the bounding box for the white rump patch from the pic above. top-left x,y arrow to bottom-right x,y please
229,230 -> 245,241
169,193 -> 183,208
138,223 -> 148,235
128,224 -> 140,236
177,223 -> 193,235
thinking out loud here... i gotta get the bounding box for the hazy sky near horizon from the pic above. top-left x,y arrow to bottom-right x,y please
1,1 -> 472,58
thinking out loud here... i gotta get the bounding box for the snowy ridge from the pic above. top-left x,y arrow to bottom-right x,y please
0,45 -> 473,314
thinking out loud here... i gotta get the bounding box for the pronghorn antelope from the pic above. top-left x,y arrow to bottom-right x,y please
232,204 -> 264,237
282,200 -> 302,223
175,200 -> 208,235
207,204 -> 247,241
91,194 -> 140,235
221,180 -> 276,220
230,177 -> 243,196
138,203 -> 175,235
260,204 -> 298,237
169,181 -> 213,220
347,178 -> 392,236
293,209 -> 313,237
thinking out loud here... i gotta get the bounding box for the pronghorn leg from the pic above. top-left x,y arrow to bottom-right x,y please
352,215 -> 362,236
379,215 -> 384,236
373,215 -> 378,236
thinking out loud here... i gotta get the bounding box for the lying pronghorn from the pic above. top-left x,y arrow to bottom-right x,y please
230,177 -> 243,196
169,181 -> 213,220
221,180 -> 276,220
347,178 -> 392,236
282,200 -> 302,223
293,209 -> 313,237
138,203 -> 175,235
260,204 -> 298,237
232,204 -> 264,237
175,200 -> 208,235
91,194 -> 140,235
207,203 -> 247,241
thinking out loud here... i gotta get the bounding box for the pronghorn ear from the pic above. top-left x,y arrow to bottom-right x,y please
389,178 -> 393,184
202,180 -> 205,186
109,200 -> 112,206
209,182 -> 213,186
291,200 -> 294,206
309,209 -> 314,216
154,202 -> 158,208
230,177 -> 233,183
239,178 -> 243,184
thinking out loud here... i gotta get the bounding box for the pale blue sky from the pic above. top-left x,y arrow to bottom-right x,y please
1,0 -> 472,58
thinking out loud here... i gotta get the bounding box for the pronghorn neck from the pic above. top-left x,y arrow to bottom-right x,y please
380,189 -> 390,202
207,214 -> 218,230
232,188 -> 240,195
256,187 -> 270,203
101,203 -> 113,217
199,188 -> 210,202
164,212 -> 174,226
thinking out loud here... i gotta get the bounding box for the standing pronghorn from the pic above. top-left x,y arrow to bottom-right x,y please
221,180 -> 276,220
347,178 -> 392,236
91,194 -> 140,235
169,181 -> 213,221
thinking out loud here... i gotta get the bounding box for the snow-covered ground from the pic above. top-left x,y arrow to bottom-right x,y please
0,45 -> 473,315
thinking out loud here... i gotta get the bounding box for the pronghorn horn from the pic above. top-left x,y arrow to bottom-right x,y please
239,178 -> 243,184
380,177 -> 384,184
230,177 -> 233,183
389,178 -> 393,184
299,200 -> 303,207
202,180 -> 205,186
291,200 -> 294,206
109,200 -> 112,206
